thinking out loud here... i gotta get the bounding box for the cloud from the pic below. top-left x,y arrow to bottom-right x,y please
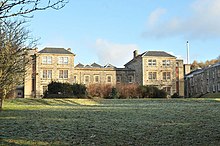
94,39 -> 138,67
147,8 -> 167,27
143,0 -> 220,39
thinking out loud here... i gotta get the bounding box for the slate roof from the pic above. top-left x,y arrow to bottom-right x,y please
38,47 -> 73,54
142,51 -> 176,58
75,63 -> 84,68
124,51 -> 176,66
91,63 -> 102,68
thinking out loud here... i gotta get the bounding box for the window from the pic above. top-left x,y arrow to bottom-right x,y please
162,60 -> 170,66
84,75 -> 90,83
213,85 -> 216,92
43,86 -> 47,94
94,75 -> 99,83
163,87 -> 171,95
148,72 -> 157,80
218,69 -> 220,77
58,57 -> 68,64
163,72 -> 171,80
148,59 -> 156,66
74,75 -> 77,83
42,56 -> 52,64
107,76 -> 112,83
59,70 -> 68,79
117,76 -> 121,83
43,70 -> 52,79
218,83 -> 220,91
128,76 -> 134,83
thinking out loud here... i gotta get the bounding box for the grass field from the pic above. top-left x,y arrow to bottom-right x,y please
1,98 -> 220,145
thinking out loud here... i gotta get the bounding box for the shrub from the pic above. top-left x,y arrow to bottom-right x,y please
45,82 -> 87,98
138,85 -> 167,98
109,87 -> 119,99
116,84 -> 140,98
87,84 -> 112,98
171,93 -> 181,98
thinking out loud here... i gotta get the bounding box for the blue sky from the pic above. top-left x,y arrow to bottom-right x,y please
29,0 -> 220,67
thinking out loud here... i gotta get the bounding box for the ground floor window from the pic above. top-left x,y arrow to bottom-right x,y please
59,70 -> 68,79
94,75 -> 100,83
116,76 -> 121,83
107,75 -> 112,83
148,72 -> 157,80
43,70 -> 52,79
163,87 -> 171,95
128,75 -> 134,83
84,75 -> 90,84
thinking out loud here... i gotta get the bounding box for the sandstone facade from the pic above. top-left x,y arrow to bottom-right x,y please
24,47 -> 185,98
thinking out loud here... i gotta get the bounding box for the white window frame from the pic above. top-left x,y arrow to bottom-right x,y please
94,75 -> 100,83
163,72 -> 171,80
162,60 -> 170,66
42,70 -> 52,79
148,59 -> 156,66
58,57 -> 69,64
59,70 -> 68,79
42,56 -> 52,64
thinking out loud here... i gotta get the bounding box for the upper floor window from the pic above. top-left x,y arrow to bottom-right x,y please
148,59 -> 156,66
94,75 -> 100,83
43,70 -> 52,79
148,72 -> 157,80
163,72 -> 171,80
117,76 -> 121,83
42,56 -> 52,64
59,70 -> 68,79
162,60 -> 170,66
107,75 -> 112,83
58,57 -> 68,64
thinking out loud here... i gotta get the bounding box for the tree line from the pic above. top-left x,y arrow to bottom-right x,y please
191,55 -> 220,71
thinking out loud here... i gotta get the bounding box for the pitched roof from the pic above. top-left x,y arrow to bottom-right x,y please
142,51 -> 176,58
91,62 -> 102,68
38,47 -> 73,54
75,63 -> 84,68
104,63 -> 116,68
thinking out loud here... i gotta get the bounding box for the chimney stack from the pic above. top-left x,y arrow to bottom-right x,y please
133,50 -> 138,58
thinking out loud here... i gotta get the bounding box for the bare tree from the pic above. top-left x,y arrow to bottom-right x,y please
0,0 -> 68,19
0,20 -> 36,110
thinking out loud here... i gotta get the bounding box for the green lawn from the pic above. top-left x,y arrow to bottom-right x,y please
1,98 -> 220,145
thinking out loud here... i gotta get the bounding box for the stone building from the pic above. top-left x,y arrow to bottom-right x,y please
185,62 -> 220,97
125,50 -> 184,96
24,47 -> 185,98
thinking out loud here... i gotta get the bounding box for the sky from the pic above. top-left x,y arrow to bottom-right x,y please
29,0 -> 220,67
